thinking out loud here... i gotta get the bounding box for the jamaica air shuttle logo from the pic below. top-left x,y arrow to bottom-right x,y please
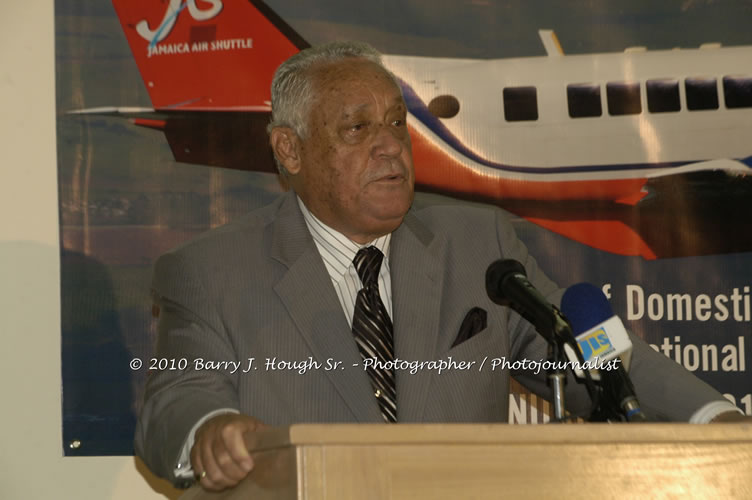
137,0 -> 223,45
133,0 -> 254,58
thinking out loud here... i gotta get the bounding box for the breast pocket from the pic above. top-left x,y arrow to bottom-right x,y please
451,306 -> 487,348
445,305 -> 509,360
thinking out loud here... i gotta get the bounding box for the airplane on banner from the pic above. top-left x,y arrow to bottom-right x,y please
73,0 -> 752,259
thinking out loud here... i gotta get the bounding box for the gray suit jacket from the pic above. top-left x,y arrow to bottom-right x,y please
135,191 -> 726,481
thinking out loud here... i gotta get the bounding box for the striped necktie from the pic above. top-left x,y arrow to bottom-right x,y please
352,246 -> 397,422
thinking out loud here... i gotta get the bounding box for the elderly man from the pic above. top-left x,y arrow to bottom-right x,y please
135,41 -> 745,491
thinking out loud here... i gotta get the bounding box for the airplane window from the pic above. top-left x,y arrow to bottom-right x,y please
646,79 -> 680,113
567,83 -> 602,118
685,77 -> 718,110
723,76 -> 752,109
606,82 -> 641,115
503,86 -> 538,121
427,95 -> 460,119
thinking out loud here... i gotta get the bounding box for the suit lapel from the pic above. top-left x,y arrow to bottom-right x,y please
390,212 -> 445,421
270,192 -> 382,422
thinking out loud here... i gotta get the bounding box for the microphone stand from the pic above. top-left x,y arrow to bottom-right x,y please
532,308 -> 603,423
591,367 -> 649,422
543,309 -> 577,422
546,342 -> 567,421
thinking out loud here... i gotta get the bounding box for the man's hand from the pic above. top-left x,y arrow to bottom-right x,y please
191,414 -> 266,491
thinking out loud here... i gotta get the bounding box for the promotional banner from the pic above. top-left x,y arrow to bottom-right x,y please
56,0 -> 752,455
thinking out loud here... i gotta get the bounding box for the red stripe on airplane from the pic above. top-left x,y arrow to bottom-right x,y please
132,118 -> 167,130
525,218 -> 657,259
409,125 -> 656,259
409,125 -> 647,201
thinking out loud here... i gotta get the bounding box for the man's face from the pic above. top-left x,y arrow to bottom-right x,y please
291,58 -> 415,243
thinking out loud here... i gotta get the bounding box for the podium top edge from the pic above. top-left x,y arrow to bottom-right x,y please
245,423 -> 752,451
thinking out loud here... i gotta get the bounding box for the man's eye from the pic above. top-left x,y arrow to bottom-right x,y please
349,123 -> 366,132
392,119 -> 405,127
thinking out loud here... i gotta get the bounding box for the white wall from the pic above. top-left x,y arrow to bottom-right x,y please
0,2 -> 178,498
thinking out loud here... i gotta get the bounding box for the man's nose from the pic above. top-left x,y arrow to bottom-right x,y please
371,123 -> 404,158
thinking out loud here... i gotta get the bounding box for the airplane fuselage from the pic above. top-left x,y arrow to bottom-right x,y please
386,45 -> 752,184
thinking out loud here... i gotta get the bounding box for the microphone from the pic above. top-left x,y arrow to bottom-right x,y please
486,259 -> 583,421
560,283 -> 633,380
485,259 -> 571,343
560,283 -> 647,422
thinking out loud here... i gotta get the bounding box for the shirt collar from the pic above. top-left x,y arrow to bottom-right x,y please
297,195 -> 391,280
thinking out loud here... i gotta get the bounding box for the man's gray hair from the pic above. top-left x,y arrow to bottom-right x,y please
268,41 -> 385,138
267,41 -> 395,174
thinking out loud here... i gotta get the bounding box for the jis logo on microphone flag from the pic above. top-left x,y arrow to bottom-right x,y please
578,328 -> 616,360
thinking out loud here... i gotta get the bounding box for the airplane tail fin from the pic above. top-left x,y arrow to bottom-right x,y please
111,0 -> 308,110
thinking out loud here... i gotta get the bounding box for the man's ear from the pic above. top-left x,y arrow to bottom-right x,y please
270,127 -> 302,175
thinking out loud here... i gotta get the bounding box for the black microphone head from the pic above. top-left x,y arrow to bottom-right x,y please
486,259 -> 526,304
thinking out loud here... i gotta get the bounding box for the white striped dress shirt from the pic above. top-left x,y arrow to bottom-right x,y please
297,196 -> 393,326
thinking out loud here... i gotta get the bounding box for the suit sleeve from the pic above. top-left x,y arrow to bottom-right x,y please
135,251 -> 241,483
492,209 -> 729,421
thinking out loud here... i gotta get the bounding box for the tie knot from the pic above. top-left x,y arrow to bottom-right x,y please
353,246 -> 383,288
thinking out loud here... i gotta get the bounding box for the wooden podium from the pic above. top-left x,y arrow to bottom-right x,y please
181,423 -> 752,499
